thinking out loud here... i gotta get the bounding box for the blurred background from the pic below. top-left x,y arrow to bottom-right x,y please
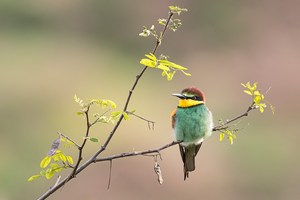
0,0 -> 299,199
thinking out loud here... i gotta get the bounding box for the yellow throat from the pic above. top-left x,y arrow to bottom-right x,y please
178,99 -> 204,108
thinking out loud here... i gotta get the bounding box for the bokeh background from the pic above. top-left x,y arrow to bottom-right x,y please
1,0 -> 299,199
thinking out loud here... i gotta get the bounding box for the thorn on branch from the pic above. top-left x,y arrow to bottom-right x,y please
107,160 -> 113,190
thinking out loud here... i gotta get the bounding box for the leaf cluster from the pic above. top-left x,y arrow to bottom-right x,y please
217,82 -> 274,144
242,82 -> 275,114
219,126 -> 238,145
139,6 -> 187,37
28,149 -> 73,181
74,95 -> 126,124
140,53 -> 190,80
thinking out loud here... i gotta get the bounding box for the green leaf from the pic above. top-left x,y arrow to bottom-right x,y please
169,6 -> 188,15
111,111 -> 122,118
229,136 -> 234,145
40,170 -> 46,176
123,112 -> 129,120
66,156 -> 74,165
51,150 -> 63,162
89,137 -> 99,143
45,168 -> 55,179
158,18 -> 167,25
180,70 -> 191,77
145,53 -> 156,61
89,99 -> 100,105
166,71 -> 176,81
243,90 -> 252,96
219,133 -> 225,141
76,111 -> 84,116
159,60 -> 187,70
253,95 -> 262,104
40,156 -> 51,168
28,174 -> 41,182
157,64 -> 170,71
107,100 -> 117,109
101,100 -> 108,109
50,163 -> 59,168
59,153 -> 67,162
54,166 -> 64,173
140,59 -> 156,68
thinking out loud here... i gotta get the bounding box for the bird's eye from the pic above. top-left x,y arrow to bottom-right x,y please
192,96 -> 198,100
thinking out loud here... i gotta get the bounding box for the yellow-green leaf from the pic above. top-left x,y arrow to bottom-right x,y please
123,112 -> 129,120
229,136 -> 234,145
45,169 -> 55,179
107,100 -> 117,109
40,156 -> 51,168
66,156 -> 74,165
111,111 -> 122,118
159,60 -> 187,70
219,133 -> 225,141
243,90 -> 252,96
145,53 -> 156,61
89,137 -> 99,143
253,95 -> 262,104
140,59 -> 156,68
180,70 -> 191,76
157,64 -> 170,71
101,100 -> 108,109
28,174 -> 41,182
59,153 -> 67,162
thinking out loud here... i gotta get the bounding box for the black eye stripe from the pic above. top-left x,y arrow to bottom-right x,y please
186,96 -> 202,101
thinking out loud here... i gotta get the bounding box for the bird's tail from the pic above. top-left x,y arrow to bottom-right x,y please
179,143 -> 202,180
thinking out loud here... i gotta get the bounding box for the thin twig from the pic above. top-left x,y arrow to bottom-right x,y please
126,111 -> 155,130
51,176 -> 61,189
57,131 -> 80,149
90,109 -> 111,127
107,160 -> 113,190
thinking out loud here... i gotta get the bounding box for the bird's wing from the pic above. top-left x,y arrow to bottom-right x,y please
171,108 -> 177,129
195,142 -> 203,157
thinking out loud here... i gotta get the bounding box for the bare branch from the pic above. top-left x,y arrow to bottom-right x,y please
94,141 -> 180,162
213,103 -> 255,132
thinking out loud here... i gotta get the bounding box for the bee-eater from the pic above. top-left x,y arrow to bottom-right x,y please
171,87 -> 213,180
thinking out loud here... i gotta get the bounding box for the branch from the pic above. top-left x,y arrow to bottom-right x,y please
57,131 -> 80,149
37,10 -> 175,200
69,106 -> 92,178
94,141 -> 180,162
212,103 -> 255,132
126,111 -> 155,130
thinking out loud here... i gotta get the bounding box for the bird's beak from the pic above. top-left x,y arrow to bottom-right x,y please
172,93 -> 186,99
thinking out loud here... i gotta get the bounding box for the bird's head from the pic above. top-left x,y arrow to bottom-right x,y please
172,87 -> 206,108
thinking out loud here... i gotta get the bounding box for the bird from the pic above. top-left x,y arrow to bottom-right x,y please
171,87 -> 213,180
